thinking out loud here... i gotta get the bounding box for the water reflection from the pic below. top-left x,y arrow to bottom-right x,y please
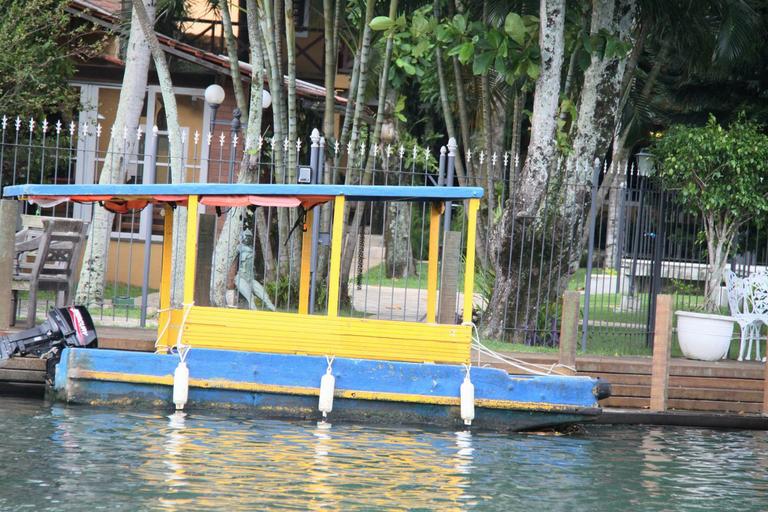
1,396 -> 767,512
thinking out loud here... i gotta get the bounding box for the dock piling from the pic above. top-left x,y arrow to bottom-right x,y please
558,291 -> 579,374
650,294 -> 673,411
0,200 -> 18,329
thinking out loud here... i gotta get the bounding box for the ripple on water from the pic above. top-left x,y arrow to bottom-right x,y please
0,396 -> 767,511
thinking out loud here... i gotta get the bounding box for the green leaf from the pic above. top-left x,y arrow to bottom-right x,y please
526,61 -> 540,80
504,13 -> 526,45
473,51 -> 495,75
453,14 -> 467,34
370,16 -> 394,31
458,42 -> 474,64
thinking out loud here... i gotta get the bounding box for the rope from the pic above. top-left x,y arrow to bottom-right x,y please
463,322 -> 574,377
175,302 -> 194,363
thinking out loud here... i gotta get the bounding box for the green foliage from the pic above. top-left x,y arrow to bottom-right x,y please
438,12 -> 540,86
0,0 -> 102,117
653,115 -> 768,222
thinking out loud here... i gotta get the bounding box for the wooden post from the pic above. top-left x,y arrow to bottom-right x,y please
437,231 -> 461,324
194,213 -> 216,307
763,354 -> 768,416
558,291 -> 580,375
327,196 -> 345,318
426,203 -> 441,323
650,294 -> 673,412
298,209 -> 314,314
0,200 -> 18,329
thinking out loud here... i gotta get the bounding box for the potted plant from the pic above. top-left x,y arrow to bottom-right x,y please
653,115 -> 768,360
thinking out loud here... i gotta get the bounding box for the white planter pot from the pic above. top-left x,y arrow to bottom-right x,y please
675,311 -> 734,361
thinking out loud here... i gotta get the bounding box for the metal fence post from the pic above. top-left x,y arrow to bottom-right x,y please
581,159 -> 601,352
614,182 -> 627,294
140,128 -> 158,327
646,190 -> 667,348
308,129 -> 321,314
442,137 -> 456,233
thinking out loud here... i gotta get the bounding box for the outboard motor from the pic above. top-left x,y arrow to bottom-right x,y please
0,306 -> 98,363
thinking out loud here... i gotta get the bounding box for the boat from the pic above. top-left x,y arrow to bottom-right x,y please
3,182 -> 609,431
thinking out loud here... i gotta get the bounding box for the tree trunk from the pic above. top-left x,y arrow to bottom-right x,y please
563,0 -> 636,189
220,0 -> 248,125
75,0 -> 154,306
257,0 -> 290,277
704,216 -> 737,312
481,0 -> 566,340
211,1 -> 273,306
433,0 -> 466,187
133,0 -> 187,304
384,202 -> 415,278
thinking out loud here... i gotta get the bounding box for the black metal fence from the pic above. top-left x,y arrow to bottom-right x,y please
3,113 -> 764,355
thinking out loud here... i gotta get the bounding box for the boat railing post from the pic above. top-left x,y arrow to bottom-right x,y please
426,202 -> 441,323
327,195 -> 345,318
157,205 -> 174,349
462,198 -> 479,325
182,195 -> 199,306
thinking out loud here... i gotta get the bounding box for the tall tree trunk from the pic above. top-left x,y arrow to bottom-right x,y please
284,0 -> 302,279
704,217 -> 738,312
318,0 -> 341,281
211,0 -> 273,306
220,0 -> 248,125
481,0 -> 566,340
76,0 -> 154,306
133,0 -> 187,304
433,0 -> 466,187
563,0 -> 637,189
257,0 -> 290,276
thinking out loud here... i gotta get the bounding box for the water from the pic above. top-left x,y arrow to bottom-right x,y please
1,396 -> 766,511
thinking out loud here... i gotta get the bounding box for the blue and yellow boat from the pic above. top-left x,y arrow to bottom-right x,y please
4,183 -> 608,431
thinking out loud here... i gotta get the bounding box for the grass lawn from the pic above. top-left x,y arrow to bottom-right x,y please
355,261 -> 465,290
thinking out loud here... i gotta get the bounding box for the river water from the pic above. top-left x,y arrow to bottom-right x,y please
0,396 -> 766,511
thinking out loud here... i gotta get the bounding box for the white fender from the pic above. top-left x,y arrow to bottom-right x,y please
318,371 -> 335,418
173,361 -> 189,410
460,374 -> 475,426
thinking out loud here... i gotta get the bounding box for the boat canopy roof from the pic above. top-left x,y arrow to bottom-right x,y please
3,184 -> 483,213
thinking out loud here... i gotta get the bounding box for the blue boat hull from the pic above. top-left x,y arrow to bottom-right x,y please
52,348 -> 603,431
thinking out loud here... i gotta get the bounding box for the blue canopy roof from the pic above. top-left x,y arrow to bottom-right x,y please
3,183 -> 484,202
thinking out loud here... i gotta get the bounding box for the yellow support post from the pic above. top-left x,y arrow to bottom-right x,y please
327,196 -> 345,318
426,202 -> 441,323
157,205 -> 174,349
463,199 -> 480,324
298,209 -> 314,314
183,195 -> 199,305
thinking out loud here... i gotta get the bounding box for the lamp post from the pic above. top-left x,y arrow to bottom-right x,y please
204,84 -> 226,134
636,149 -> 656,177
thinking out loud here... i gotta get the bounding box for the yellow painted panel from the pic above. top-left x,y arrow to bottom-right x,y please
178,306 -> 471,364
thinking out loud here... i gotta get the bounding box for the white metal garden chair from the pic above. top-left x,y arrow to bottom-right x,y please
744,272 -> 768,362
724,270 -> 762,361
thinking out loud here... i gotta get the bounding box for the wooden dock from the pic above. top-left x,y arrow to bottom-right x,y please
487,352 -> 766,414
0,326 -> 156,394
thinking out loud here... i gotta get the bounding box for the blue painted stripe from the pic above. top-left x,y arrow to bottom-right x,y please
61,348 -> 598,408
3,183 -> 484,201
